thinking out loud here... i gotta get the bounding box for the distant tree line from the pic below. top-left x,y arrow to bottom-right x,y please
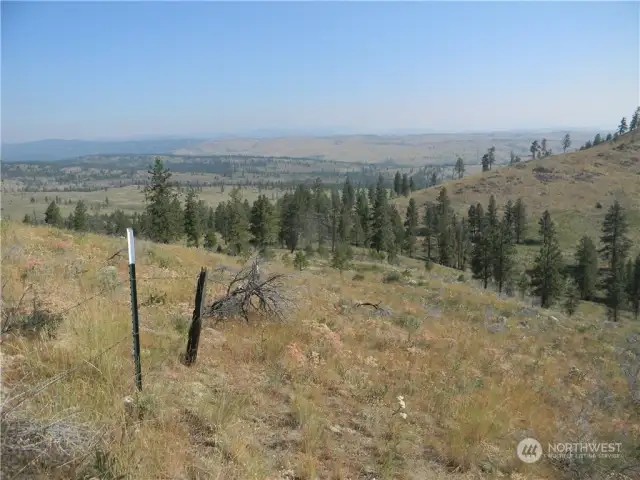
578,108 -> 640,151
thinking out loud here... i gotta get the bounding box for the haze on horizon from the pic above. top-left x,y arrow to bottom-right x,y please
1,1 -> 638,144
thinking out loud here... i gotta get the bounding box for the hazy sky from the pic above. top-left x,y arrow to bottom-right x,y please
1,1 -> 638,142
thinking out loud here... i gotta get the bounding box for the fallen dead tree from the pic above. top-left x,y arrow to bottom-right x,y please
352,301 -> 394,317
337,299 -> 393,317
208,256 -> 293,322
352,301 -> 382,310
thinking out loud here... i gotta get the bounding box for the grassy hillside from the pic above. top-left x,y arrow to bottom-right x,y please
395,132 -> 640,255
2,222 -> 639,479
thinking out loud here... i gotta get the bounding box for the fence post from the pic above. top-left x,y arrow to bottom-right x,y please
184,267 -> 207,366
126,228 -> 143,391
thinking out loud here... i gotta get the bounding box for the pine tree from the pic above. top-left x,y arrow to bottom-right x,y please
437,212 -> 454,267
618,117 -> 628,136
629,253 -> 640,321
368,184 -> 376,206
329,188 -> 342,252
143,158 -> 179,243
488,146 -> 496,169
531,211 -> 564,308
250,194 -> 277,248
541,138 -> 548,156
564,279 -> 580,317
593,133 -> 603,146
436,187 -> 451,217
394,171 -> 402,196
503,200 -> 515,242
331,242 -> 353,275
204,230 -> 217,250
70,201 -> 87,232
108,210 -> 129,236
338,206 -> 352,245
312,178 -> 330,245
401,174 -> 410,197
630,107 -> 640,131
387,204 -> 401,253
351,215 -> 366,247
455,157 -> 465,179
169,197 -> 184,240
183,189 -> 202,247
467,204 -> 478,239
562,133 -> 571,154
355,189 -> 370,248
371,175 -> 391,253
436,188 -> 453,266
404,198 -> 419,257
280,192 -> 301,253
517,271 -> 530,300
483,195 -> 500,274
455,216 -> 471,271
471,212 -> 492,289
226,187 -> 250,255
513,198 -> 527,244
486,195 -> 499,232
409,176 -> 415,192
473,203 -> 484,239
206,207 -> 216,232
214,203 -> 230,243
600,201 -> 631,321
44,201 -> 62,227
338,180 -> 355,245
293,251 -> 309,271
342,177 -> 355,211
530,140 -> 539,160
573,235 -> 599,300
422,203 -> 437,261
492,220 -> 516,294
481,153 -> 490,172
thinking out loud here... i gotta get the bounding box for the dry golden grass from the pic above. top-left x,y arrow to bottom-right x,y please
395,132 -> 640,254
1,185 -> 288,221
2,222 -> 639,479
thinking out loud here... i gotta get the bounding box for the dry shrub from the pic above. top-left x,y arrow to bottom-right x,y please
0,412 -> 103,479
208,256 -> 294,322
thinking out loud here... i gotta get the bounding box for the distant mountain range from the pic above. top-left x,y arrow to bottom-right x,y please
1,127 -> 607,163
0,138 -> 206,163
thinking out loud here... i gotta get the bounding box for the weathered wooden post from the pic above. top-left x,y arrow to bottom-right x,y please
184,267 -> 207,366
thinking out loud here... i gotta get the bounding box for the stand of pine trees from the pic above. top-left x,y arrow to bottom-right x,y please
32,158 -> 640,321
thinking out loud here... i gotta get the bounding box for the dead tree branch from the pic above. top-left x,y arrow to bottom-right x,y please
208,256 -> 293,322
352,302 -> 382,310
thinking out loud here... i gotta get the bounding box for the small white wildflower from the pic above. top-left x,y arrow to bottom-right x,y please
399,412 -> 407,420
397,396 -> 406,410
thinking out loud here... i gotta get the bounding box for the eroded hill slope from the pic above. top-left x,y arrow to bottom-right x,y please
396,132 -> 640,251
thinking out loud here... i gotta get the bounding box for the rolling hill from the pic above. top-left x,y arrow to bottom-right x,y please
2,222 -> 639,479
394,131 -> 640,253
173,131 -> 602,165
